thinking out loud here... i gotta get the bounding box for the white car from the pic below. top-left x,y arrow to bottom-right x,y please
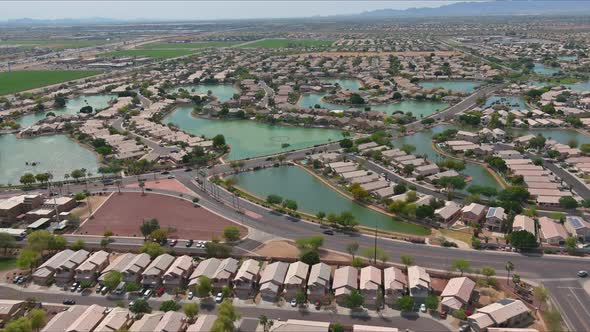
420,303 -> 426,313
290,298 -> 297,307
188,291 -> 194,300
215,292 -> 223,303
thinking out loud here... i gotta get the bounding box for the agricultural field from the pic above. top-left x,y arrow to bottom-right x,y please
99,49 -> 195,59
241,39 -> 334,48
0,40 -> 110,50
0,70 -> 102,95
139,41 -> 239,49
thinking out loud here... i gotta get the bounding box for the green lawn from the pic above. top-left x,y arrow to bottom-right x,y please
99,49 -> 195,59
0,70 -> 102,96
240,39 -> 334,48
0,40 -> 110,50
0,257 -> 16,271
139,41 -> 239,49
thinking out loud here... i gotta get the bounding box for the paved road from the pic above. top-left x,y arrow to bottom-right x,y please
0,285 -> 450,331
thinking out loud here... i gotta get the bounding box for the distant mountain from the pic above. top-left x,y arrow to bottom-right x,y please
356,1 -> 590,18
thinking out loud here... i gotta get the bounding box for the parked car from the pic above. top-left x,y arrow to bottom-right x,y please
420,304 -> 426,313
186,239 -> 194,247
100,286 -> 109,295
156,287 -> 165,297
161,171 -> 170,175
169,239 -> 178,247
314,301 -> 321,310
70,282 -> 79,292
322,230 -> 334,236
215,292 -> 223,303
439,310 -> 448,319
143,289 -> 153,299
96,284 -> 102,292
578,270 -> 588,278
188,291 -> 194,300
290,298 -> 297,307
63,299 -> 76,305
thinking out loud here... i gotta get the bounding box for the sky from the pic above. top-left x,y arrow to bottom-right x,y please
0,1 -> 466,20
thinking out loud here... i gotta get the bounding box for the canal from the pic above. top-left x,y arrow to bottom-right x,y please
417,80 -> 482,93
171,84 -> 238,103
233,165 -> 431,235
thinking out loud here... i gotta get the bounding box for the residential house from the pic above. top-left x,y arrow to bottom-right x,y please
75,250 -> 109,282
142,253 -> 175,287
407,266 -> 431,302
66,304 -> 106,332
512,215 -> 536,235
259,262 -> 289,301
186,315 -> 217,332
360,266 -> 382,307
333,266 -> 358,305
538,217 -> 568,246
283,261 -> 310,299
98,253 -> 146,284
485,207 -> 506,232
188,258 -> 221,288
461,203 -> 487,224
42,305 -> 87,332
270,319 -> 330,332
441,277 -> 476,312
353,325 -> 399,332
129,313 -> 164,332
233,259 -> 260,298
163,255 -> 194,289
435,201 -> 462,224
468,299 -> 531,332
33,249 -> 88,285
212,257 -> 239,289
307,262 -> 332,303
121,253 -> 151,283
153,311 -> 186,332
0,300 -> 24,326
565,216 -> 590,242
383,267 -> 407,306
94,308 -> 131,332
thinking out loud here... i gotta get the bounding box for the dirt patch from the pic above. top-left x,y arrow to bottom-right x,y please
70,195 -> 110,221
255,240 -> 350,262
74,192 -> 246,240
125,179 -> 194,195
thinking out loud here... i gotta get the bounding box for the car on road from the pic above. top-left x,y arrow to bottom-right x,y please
322,230 -> 334,236
578,270 -> 588,277
145,188 -> 153,191
186,239 -> 194,247
185,168 -> 192,172
63,299 -> 76,305
169,239 -> 178,247
161,171 -> 170,175
167,175 -> 175,179
290,298 -> 297,307
215,292 -> 223,303
420,303 -> 426,313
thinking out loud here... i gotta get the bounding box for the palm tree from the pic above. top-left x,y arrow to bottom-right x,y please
115,180 -> 122,194
139,181 -> 145,196
505,261 -> 514,285
64,174 -> 70,193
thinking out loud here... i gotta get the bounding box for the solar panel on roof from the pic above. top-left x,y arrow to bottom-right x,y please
569,217 -> 584,229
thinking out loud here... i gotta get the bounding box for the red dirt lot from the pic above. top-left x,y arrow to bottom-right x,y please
125,179 -> 194,195
75,192 -> 246,240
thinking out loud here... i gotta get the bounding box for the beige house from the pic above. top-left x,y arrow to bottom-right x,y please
407,266 -> 430,301
142,253 -> 175,286
42,305 -> 87,332
538,217 -> 568,245
461,203 -> 487,224
33,249 -> 89,285
270,319 -> 330,332
565,216 -> 590,241
283,261 -> 310,299
120,253 -> 151,283
259,261 -> 289,301
383,266 -> 407,306
353,325 -> 399,332
512,215 -> 536,235
94,308 -> 131,332
233,259 -> 261,298
307,262 -> 332,303
0,300 -> 24,326
212,257 -> 239,289
75,250 -> 109,282
66,304 -> 106,332
468,299 -> 531,332
129,312 -> 164,332
153,311 -> 186,332
441,277 -> 476,311
333,266 -> 358,304
485,207 -> 506,232
163,255 -> 194,289
188,258 -> 221,288
186,314 -> 217,332
360,266 -> 382,307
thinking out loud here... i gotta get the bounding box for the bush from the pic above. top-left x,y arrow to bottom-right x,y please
160,300 -> 181,312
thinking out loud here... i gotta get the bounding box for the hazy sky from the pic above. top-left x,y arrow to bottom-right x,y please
0,1 -> 466,20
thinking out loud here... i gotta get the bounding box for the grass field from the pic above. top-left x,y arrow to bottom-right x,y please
241,39 -> 333,48
0,40 -> 110,50
139,41 -> 239,49
0,258 -> 16,271
99,49 -> 195,59
0,70 -> 102,95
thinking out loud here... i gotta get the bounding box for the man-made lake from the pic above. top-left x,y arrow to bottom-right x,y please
18,94 -> 115,127
417,80 -> 482,93
566,81 -> 590,91
484,96 -> 530,110
172,84 -> 238,103
558,55 -> 577,61
233,165 -> 430,235
533,63 -> 560,76
395,125 -> 502,190
165,106 -> 342,160
319,78 -> 362,91
0,134 -> 99,185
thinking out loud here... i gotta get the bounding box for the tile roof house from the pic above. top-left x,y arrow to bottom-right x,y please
153,311 -> 187,332
186,314 -> 217,332
307,262 -> 332,303
66,304 -> 106,332
538,217 -> 568,245
259,262 -> 289,301
188,258 -> 221,288
383,266 -> 407,306
461,203 -> 487,224
162,255 -> 194,289
129,312 -> 164,332
360,266 -> 382,307
333,266 -> 358,304
94,308 -> 131,332
512,215 -> 536,235
0,300 -> 24,326
121,253 -> 151,283
212,257 -> 240,289
441,277 -> 476,311
283,261 -> 310,299
233,259 -> 261,298
435,201 -> 462,224
142,253 -> 175,286
33,249 -> 89,285
407,266 -> 431,301
42,305 -> 87,332
565,216 -> 590,241
468,299 -> 531,332
270,319 -> 330,332
75,250 -> 109,282
484,207 -> 506,232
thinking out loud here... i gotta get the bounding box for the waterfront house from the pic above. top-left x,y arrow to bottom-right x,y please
468,299 -> 531,332
441,277 -> 476,311
538,217 -> 568,245
283,261 -> 310,299
407,266 -> 431,302
307,262 -> 332,303
360,266 -> 382,307
333,266 -> 358,305
188,258 -> 221,288
484,207 -> 506,232
233,259 -> 260,298
142,253 -> 175,287
565,216 -> 590,242
435,201 -> 462,224
383,267 -> 407,306
75,250 -> 109,282
414,164 -> 440,177
163,255 -> 194,289
212,257 -> 239,289
461,203 -> 487,224
259,262 -> 289,301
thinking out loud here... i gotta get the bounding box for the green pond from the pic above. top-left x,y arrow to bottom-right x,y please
319,78 -> 362,91
18,94 -> 116,127
566,81 -> 590,91
233,165 -> 430,235
511,129 -> 590,146
165,106 -> 342,160
558,55 -> 577,61
395,125 -> 502,190
533,63 -> 560,76
0,134 -> 100,185
484,96 -> 530,110
417,80 -> 482,93
172,84 -> 238,102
